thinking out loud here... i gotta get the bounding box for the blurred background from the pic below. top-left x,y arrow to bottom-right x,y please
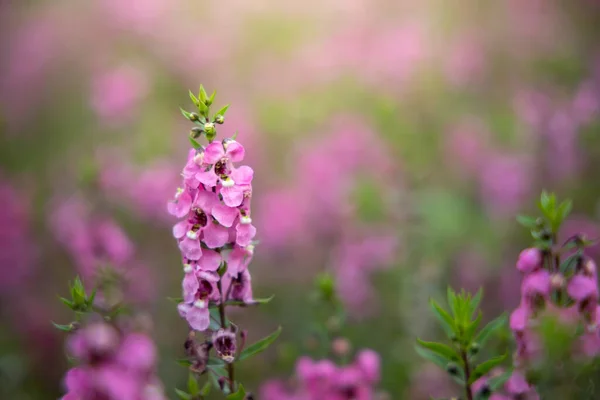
1,0 -> 600,398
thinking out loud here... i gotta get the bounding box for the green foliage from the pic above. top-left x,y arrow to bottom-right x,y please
238,326 -> 282,362
57,276 -> 96,315
417,288 -> 508,397
226,385 -> 247,400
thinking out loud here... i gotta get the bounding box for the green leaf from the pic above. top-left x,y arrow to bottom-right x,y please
200,381 -> 212,396
188,373 -> 200,395
176,358 -> 193,367
189,90 -> 200,107
487,369 -> 512,391
447,287 -> 458,318
180,107 -> 193,120
414,346 -> 465,385
209,308 -> 229,330
558,199 -> 573,220
174,388 -> 192,400
86,287 -> 97,307
208,90 -> 217,105
516,215 -> 539,229
238,326 -> 282,361
215,104 -> 230,118
208,365 -> 229,394
416,339 -> 460,362
464,311 -> 483,345
475,314 -> 506,346
469,354 -> 507,384
429,298 -> 456,336
469,289 -> 483,319
189,136 -> 202,150
52,322 -> 74,332
223,295 -> 275,307
199,85 -> 208,103
71,276 -> 86,305
168,297 -> 184,304
226,385 -> 247,400
59,297 -> 75,309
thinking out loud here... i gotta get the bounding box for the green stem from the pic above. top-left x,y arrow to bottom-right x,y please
217,279 -> 236,394
461,349 -> 473,400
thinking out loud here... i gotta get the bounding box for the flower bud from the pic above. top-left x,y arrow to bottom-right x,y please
215,115 -> 225,124
204,122 -> 216,136
331,337 -> 351,357
516,248 -> 541,273
469,342 -> 480,355
446,362 -> 459,375
190,127 -> 203,138
189,112 -> 200,122
550,273 -> 565,290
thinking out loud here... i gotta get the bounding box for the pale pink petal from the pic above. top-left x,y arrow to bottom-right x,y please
196,168 -> 218,187
182,272 -> 199,302
198,249 -> 222,271
226,247 -> 251,276
179,237 -> 202,260
231,165 -> 253,185
203,142 -> 225,164
177,303 -> 191,318
220,186 -> 244,207
186,306 -> 210,331
172,221 -> 188,239
198,270 -> 220,282
236,223 -> 256,247
202,223 -> 229,248
212,204 -> 238,227
225,140 -> 245,162
167,191 -> 192,218
116,333 -> 156,371
195,190 -> 219,213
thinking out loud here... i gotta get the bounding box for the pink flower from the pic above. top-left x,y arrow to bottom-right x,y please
516,248 -> 542,273
520,269 -> 551,312
90,65 -> 148,125
178,270 -> 220,331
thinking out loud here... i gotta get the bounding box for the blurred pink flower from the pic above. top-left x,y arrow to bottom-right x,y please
444,35 -> 486,87
100,0 -> 172,36
0,180 -> 36,294
90,65 -> 149,125
100,158 -> 179,223
478,152 -> 532,219
444,117 -> 490,177
0,13 -> 59,130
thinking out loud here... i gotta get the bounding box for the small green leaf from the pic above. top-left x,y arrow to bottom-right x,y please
415,346 -> 465,385
188,373 -> 200,396
199,85 -> 208,103
469,289 -> 483,319
215,104 -> 230,118
516,215 -> 539,229
52,322 -> 74,332
475,314 -> 506,346
189,90 -> 200,107
226,384 -> 246,400
180,107 -> 193,120
558,199 -> 572,220
86,288 -> 97,307
174,388 -> 192,400
223,295 -> 275,307
176,358 -> 193,367
59,297 -> 75,309
238,326 -> 282,361
200,381 -> 212,396
168,297 -> 184,304
447,287 -> 458,318
208,365 -> 229,394
208,90 -> 217,105
464,311 -> 483,344
189,136 -> 202,150
197,100 -> 208,116
487,369 -> 512,391
429,298 -> 456,336
416,339 -> 460,362
469,354 -> 507,384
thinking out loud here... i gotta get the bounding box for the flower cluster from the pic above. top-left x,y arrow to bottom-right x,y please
260,350 -> 381,400
62,320 -> 165,400
510,247 -> 600,364
168,100 -> 256,333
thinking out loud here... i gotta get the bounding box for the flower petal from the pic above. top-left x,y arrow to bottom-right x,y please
196,168 -> 218,187
186,306 -> 210,331
198,249 -> 222,271
220,186 -> 244,207
212,204 -> 238,227
202,223 -> 229,249
225,140 -> 245,162
231,165 -> 253,185
203,142 -> 225,164
172,221 -> 189,239
179,237 -> 202,260
236,223 -> 256,247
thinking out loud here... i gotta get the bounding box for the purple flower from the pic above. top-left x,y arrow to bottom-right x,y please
178,271 -> 220,331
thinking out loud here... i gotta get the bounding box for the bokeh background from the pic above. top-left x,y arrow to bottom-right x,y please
2,0 -> 600,398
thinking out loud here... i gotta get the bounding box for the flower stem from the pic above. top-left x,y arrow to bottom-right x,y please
461,349 -> 473,400
217,279 -> 236,393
